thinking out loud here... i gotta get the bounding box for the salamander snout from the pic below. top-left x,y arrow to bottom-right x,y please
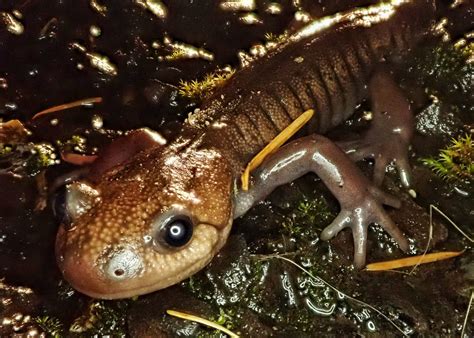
102,248 -> 144,281
56,224 -> 147,299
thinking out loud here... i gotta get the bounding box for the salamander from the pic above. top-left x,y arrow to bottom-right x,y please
54,0 -> 446,299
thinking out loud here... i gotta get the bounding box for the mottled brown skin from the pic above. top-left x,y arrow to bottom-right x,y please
56,1 -> 441,299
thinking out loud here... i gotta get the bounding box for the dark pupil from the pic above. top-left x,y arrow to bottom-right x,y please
164,218 -> 193,247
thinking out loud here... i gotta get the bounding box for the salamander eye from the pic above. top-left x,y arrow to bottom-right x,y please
51,182 -> 100,230
160,216 -> 193,248
52,185 -> 73,229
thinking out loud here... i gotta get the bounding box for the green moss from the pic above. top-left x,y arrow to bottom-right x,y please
0,142 -> 58,177
57,134 -> 88,154
0,144 -> 13,156
34,316 -> 64,338
422,134 -> 473,183
214,307 -> 236,330
296,198 -> 333,226
281,195 -> 334,241
183,275 -> 215,302
264,31 -> 289,47
25,143 -> 57,176
69,300 -> 129,336
178,68 -> 235,99
282,218 -> 304,236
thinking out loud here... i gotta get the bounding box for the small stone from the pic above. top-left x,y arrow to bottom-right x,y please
239,13 -> 262,25
1,12 -> 24,35
91,114 -> 103,130
90,25 -> 101,37
220,0 -> 256,12
0,77 -> 7,89
265,3 -> 282,15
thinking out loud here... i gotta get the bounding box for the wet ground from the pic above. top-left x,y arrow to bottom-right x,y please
0,0 -> 473,337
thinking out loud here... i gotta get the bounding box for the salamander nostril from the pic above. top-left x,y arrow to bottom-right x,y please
103,248 -> 143,281
114,269 -> 125,277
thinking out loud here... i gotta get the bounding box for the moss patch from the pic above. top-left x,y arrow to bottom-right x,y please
422,134 -> 473,184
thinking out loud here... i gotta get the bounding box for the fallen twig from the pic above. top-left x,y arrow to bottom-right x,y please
32,97 -> 103,120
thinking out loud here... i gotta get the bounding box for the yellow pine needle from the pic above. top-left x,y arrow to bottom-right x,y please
241,109 -> 314,191
365,251 -> 464,272
166,310 -> 239,338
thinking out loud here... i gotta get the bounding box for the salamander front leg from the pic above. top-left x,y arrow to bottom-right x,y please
234,134 -> 408,267
339,70 -> 414,188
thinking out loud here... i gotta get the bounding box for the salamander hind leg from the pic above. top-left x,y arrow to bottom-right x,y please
340,70 -> 414,188
234,134 -> 409,268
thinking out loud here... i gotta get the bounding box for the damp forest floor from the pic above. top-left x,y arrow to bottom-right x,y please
0,1 -> 473,337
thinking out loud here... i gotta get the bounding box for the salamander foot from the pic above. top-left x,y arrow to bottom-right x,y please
340,70 -> 414,188
320,183 -> 408,268
341,125 -> 412,188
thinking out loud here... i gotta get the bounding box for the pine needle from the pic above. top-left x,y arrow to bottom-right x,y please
241,109 -> 314,191
461,291 -> 473,338
166,310 -> 239,338
32,97 -> 103,120
430,204 -> 473,243
365,251 -> 464,272
408,204 -> 435,275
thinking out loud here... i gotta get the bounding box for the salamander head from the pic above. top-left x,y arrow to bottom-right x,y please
55,145 -> 233,299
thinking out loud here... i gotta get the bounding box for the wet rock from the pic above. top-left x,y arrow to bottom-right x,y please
462,256 -> 474,279
0,175 -> 36,216
127,286 -> 215,337
143,80 -> 172,105
413,165 -> 474,229
0,280 -> 42,336
386,177 -> 448,251
415,100 -> 464,138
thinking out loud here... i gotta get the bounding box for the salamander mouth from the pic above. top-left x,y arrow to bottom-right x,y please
72,254 -> 214,299
57,220 -> 233,299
